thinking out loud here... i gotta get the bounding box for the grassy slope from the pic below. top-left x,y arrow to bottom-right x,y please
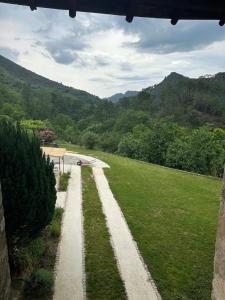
65,144 -> 221,300
82,167 -> 126,299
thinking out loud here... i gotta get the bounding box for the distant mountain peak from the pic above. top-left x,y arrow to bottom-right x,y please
199,74 -> 215,79
107,90 -> 139,102
169,71 -> 181,76
166,72 -> 186,80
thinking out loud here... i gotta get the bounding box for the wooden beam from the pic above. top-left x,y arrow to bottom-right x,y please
29,0 -> 37,10
68,0 -> 77,18
126,0 -> 136,23
1,0 -> 225,21
219,18 -> 225,26
171,17 -> 178,25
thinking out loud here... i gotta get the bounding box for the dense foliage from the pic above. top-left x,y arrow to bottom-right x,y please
118,122 -> 225,177
0,122 -> 56,254
120,72 -> 225,128
0,54 -> 225,177
13,208 -> 63,298
24,268 -> 54,298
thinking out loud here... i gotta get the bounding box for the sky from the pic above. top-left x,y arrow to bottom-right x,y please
0,3 -> 225,98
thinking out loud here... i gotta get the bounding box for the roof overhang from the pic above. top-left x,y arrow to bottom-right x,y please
1,0 -> 225,25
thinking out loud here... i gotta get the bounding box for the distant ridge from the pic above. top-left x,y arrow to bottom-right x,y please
107,90 -> 139,102
0,54 -> 98,102
0,53 -> 224,128
118,71 -> 225,128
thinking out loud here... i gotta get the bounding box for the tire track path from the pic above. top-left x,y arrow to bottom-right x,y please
92,167 -> 161,300
54,165 -> 85,300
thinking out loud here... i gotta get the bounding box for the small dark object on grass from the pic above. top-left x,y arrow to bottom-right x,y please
77,160 -> 82,166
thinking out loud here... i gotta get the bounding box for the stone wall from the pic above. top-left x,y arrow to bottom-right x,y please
0,183 -> 11,300
212,168 -> 225,300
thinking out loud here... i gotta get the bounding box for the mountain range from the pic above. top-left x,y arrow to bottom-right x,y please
119,71 -> 225,127
0,54 -> 225,129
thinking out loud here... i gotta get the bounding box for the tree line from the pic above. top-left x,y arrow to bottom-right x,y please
0,62 -> 225,177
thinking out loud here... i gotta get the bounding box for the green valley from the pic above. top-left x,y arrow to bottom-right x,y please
0,53 -> 224,300
0,54 -> 225,177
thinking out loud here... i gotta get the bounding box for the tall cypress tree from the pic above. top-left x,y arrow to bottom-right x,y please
0,121 -> 56,257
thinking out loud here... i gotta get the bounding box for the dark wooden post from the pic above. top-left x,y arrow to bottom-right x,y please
212,167 -> 225,299
0,183 -> 11,300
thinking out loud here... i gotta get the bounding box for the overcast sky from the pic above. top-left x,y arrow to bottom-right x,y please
0,3 -> 225,98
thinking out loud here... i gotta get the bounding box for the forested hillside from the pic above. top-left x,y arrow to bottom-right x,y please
0,54 -> 225,177
0,55 -> 98,102
0,54 -> 99,127
119,72 -> 225,128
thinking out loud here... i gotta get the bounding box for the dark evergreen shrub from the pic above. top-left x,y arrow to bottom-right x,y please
0,121 -> 56,249
24,268 -> 54,298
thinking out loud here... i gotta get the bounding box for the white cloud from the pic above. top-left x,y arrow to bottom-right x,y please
0,3 -> 225,97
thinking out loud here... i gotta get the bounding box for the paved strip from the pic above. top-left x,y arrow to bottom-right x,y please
54,165 -> 85,300
64,152 -> 110,168
92,167 -> 161,300
55,191 -> 67,209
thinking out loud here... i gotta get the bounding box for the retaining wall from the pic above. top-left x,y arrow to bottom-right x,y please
0,184 -> 11,300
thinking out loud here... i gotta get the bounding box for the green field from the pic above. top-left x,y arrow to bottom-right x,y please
64,144 -> 222,300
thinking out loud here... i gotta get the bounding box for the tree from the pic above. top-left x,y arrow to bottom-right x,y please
166,126 -> 225,177
38,129 -> 55,144
118,133 -> 146,160
53,113 -> 74,130
0,103 -> 25,121
20,119 -> 48,131
64,126 -> 78,144
99,132 -> 120,153
143,120 -> 180,165
114,110 -> 150,133
82,131 -> 99,149
0,121 -> 56,269
21,83 -> 33,117
166,135 -> 193,171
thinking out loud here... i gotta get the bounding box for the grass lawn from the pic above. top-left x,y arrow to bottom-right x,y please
58,171 -> 70,191
82,167 -> 126,299
64,144 -> 222,300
